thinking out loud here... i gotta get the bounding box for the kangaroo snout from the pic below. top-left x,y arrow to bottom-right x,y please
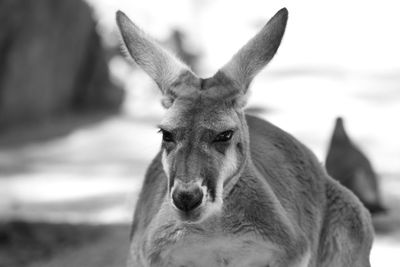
172,183 -> 204,212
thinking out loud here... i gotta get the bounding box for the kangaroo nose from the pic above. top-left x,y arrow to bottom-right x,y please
172,184 -> 203,212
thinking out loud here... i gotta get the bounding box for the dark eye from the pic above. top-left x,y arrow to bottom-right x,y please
159,129 -> 175,143
214,130 -> 234,142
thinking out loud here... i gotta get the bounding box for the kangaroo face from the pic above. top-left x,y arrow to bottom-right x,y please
116,7 -> 287,223
159,74 -> 249,222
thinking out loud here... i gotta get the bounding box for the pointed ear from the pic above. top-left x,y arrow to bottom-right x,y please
219,8 -> 288,92
116,11 -> 194,94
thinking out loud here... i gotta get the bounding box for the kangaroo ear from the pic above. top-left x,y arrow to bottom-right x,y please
219,8 -> 288,93
116,11 -> 194,95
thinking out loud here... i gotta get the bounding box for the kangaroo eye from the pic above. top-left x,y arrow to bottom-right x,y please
214,130 -> 234,142
159,129 -> 175,143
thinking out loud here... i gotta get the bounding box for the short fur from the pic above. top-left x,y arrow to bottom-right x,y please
117,8 -> 373,267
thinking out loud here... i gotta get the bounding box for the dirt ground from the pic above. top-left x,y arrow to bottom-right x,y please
0,221 -> 129,267
26,224 -> 130,267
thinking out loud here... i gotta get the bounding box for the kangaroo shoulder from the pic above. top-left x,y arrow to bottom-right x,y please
321,178 -> 373,252
246,114 -> 313,158
246,114 -> 323,180
325,178 -> 372,234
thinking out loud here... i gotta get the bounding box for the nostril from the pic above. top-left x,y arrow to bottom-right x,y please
172,187 -> 203,212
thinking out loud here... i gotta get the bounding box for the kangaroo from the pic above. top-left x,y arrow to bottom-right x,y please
116,8 -> 373,267
326,117 -> 387,214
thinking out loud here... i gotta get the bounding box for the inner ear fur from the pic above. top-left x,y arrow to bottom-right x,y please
116,11 -> 196,96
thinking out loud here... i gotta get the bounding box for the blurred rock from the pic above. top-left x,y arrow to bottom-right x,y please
0,0 -> 124,128
325,117 -> 387,214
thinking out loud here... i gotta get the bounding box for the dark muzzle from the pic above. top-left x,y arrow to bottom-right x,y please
172,183 -> 203,212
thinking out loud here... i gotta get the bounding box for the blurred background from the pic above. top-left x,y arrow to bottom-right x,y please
0,0 -> 399,266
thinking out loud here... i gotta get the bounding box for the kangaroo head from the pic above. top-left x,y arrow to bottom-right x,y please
117,8 -> 288,223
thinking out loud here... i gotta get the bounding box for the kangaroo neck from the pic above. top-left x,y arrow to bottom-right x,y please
223,111 -> 252,198
222,151 -> 254,199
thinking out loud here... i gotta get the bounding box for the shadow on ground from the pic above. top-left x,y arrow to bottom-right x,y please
0,221 -> 129,267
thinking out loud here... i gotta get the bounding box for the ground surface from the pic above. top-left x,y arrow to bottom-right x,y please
0,221 -> 128,267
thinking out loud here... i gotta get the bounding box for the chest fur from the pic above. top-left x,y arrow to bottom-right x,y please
145,232 -> 278,267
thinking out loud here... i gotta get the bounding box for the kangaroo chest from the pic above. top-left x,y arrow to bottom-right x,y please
146,232 -> 277,267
